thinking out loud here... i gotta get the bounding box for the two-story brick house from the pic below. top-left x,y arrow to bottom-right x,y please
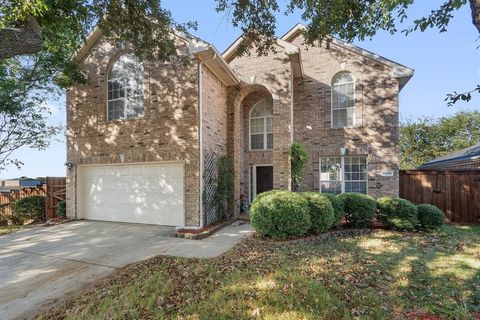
66,24 -> 413,228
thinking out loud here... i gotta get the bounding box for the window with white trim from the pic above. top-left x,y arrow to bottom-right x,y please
320,156 -> 367,194
249,101 -> 273,150
332,72 -> 355,128
107,54 -> 144,121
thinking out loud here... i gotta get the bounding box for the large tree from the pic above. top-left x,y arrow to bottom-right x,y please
0,0 -> 479,171
400,111 -> 480,169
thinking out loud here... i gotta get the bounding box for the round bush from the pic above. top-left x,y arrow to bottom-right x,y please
321,193 -> 345,226
301,192 -> 334,233
377,197 -> 418,231
417,204 -> 445,231
250,190 -> 311,239
12,196 -> 46,225
337,193 -> 376,228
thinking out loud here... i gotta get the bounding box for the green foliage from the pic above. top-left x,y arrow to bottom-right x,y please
417,204 -> 445,231
11,195 -> 46,225
56,201 -> 66,218
290,143 -> 309,191
338,193 -> 376,228
301,192 -> 334,233
377,197 -> 418,231
400,111 -> 480,169
250,190 -> 311,239
215,0 -> 470,56
322,193 -> 345,226
213,156 -> 234,221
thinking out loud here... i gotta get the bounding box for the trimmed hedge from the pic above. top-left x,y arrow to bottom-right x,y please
338,193 -> 376,228
417,204 -> 445,231
11,196 -> 46,225
250,190 -> 311,239
321,193 -> 345,226
301,192 -> 334,233
377,197 -> 418,231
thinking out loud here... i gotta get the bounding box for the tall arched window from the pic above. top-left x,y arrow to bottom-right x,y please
249,100 -> 273,150
331,72 -> 355,128
107,54 -> 144,121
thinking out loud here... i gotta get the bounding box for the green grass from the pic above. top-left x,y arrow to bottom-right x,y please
40,225 -> 480,320
0,224 -> 22,235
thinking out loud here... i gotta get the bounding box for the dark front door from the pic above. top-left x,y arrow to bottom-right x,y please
256,166 -> 273,196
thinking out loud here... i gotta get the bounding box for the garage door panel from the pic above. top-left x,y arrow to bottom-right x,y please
82,163 -> 184,226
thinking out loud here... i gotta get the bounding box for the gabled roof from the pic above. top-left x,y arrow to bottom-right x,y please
222,34 -> 304,79
417,142 -> 480,170
281,23 -> 414,90
74,27 -> 240,86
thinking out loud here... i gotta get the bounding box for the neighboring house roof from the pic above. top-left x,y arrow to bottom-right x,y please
280,23 -> 414,90
74,27 -> 240,87
417,142 -> 480,170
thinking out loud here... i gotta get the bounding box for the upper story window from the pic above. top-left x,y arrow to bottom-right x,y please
332,72 -> 355,128
107,54 -> 144,121
249,100 -> 273,150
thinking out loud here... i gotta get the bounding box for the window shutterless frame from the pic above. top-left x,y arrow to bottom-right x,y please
331,72 -> 356,129
249,100 -> 273,151
319,156 -> 368,194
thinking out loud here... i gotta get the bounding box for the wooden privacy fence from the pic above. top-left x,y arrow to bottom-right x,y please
0,186 -> 47,216
0,177 -> 66,219
45,177 -> 66,218
400,170 -> 480,224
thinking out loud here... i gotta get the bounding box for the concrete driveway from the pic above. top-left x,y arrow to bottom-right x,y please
0,220 -> 253,320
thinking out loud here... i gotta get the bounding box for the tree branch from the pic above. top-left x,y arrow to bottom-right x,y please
471,0 -> 480,33
0,17 -> 43,60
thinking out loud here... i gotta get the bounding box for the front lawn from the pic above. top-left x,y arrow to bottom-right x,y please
0,224 -> 22,235
41,225 -> 480,320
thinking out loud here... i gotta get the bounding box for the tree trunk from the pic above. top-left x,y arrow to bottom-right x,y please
0,17 -> 42,60
471,0 -> 480,33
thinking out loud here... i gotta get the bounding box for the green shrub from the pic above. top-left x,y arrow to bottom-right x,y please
417,204 -> 445,231
377,197 -> 418,231
301,192 -> 334,233
338,193 -> 376,228
56,201 -> 66,217
250,190 -> 311,239
321,193 -> 345,226
11,196 -> 46,225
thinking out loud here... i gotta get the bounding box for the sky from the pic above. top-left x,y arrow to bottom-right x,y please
1,0 -> 479,179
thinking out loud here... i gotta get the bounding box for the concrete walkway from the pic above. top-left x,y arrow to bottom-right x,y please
0,220 -> 253,320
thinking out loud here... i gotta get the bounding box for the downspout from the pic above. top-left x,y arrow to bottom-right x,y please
177,51 -> 216,230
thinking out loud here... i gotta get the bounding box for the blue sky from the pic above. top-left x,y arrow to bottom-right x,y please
1,0 -> 478,179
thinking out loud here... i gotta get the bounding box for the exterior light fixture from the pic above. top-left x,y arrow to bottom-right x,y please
340,147 -> 348,156
64,162 -> 74,171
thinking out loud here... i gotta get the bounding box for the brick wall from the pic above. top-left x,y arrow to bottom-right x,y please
290,35 -> 400,197
66,35 -> 201,226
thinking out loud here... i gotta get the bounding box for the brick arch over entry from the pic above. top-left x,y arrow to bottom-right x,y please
227,83 -> 293,213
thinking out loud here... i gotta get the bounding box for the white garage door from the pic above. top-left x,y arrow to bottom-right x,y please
82,162 -> 184,226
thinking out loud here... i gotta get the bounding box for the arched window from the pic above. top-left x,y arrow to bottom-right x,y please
249,100 -> 273,150
331,72 -> 355,128
107,54 -> 144,121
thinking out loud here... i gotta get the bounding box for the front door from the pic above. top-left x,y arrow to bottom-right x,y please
255,166 -> 273,196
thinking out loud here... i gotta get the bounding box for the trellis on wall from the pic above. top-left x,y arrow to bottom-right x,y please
203,153 -> 217,226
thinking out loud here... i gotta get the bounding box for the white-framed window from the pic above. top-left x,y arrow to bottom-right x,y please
249,100 -> 273,150
331,72 -> 355,128
319,156 -> 367,194
107,54 -> 144,121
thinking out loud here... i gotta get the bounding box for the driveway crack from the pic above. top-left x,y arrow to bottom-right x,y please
16,249 -> 117,269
